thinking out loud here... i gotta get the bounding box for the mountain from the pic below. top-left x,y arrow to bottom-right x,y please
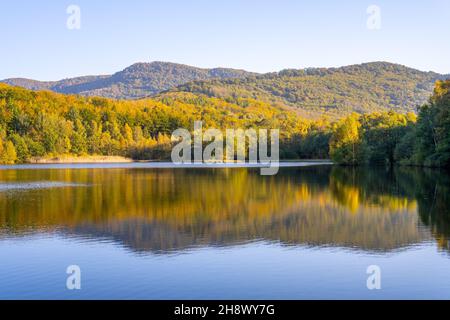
1,61 -> 257,99
2,61 -> 448,118
169,62 -> 448,118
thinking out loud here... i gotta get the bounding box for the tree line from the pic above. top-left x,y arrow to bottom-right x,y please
174,62 -> 442,119
330,80 -> 450,168
0,80 -> 448,168
0,84 -> 326,163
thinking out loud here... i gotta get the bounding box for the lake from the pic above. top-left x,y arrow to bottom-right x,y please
0,163 -> 449,299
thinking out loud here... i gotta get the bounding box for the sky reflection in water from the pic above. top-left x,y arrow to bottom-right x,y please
0,164 -> 449,299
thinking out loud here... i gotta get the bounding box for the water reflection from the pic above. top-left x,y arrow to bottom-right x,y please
0,166 -> 449,254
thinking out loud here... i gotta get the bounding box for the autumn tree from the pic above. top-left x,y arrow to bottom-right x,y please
0,140 -> 17,164
329,113 -> 363,165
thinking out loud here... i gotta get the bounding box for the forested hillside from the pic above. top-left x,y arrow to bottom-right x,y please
1,62 -> 256,99
329,80 -> 450,168
0,79 -> 448,167
0,83 -> 327,163
2,62 -> 447,118
173,62 -> 446,118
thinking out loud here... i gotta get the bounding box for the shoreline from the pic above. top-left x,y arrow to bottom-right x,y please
0,160 -> 334,170
24,156 -> 332,165
27,156 -> 134,164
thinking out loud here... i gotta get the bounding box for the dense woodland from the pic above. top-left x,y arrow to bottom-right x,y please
330,80 -> 450,167
0,83 -> 321,163
2,62 -> 256,99
3,62 -> 448,118
0,79 -> 449,168
173,62 -> 446,118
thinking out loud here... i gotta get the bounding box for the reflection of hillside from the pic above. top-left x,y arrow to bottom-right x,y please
410,168 -> 450,253
331,167 -> 450,253
1,166 -> 441,253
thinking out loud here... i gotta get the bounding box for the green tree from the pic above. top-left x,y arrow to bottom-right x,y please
10,133 -> 30,162
361,112 -> 413,165
71,119 -> 88,155
414,80 -> 450,167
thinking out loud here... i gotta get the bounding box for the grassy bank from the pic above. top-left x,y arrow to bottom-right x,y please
27,155 -> 133,164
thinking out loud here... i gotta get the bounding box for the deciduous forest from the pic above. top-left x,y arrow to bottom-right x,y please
0,80 -> 449,168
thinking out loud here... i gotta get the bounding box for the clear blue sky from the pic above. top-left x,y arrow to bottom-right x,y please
1,0 -> 449,80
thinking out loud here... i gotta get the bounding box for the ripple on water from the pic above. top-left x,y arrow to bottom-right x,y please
0,181 -> 88,191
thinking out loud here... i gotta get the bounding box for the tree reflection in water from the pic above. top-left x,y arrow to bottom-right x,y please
0,166 -> 448,254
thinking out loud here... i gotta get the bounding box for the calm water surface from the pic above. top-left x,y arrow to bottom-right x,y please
0,164 -> 449,299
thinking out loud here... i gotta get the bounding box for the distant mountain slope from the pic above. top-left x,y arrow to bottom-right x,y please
1,61 -> 257,99
2,61 -> 448,118
171,62 -> 448,118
